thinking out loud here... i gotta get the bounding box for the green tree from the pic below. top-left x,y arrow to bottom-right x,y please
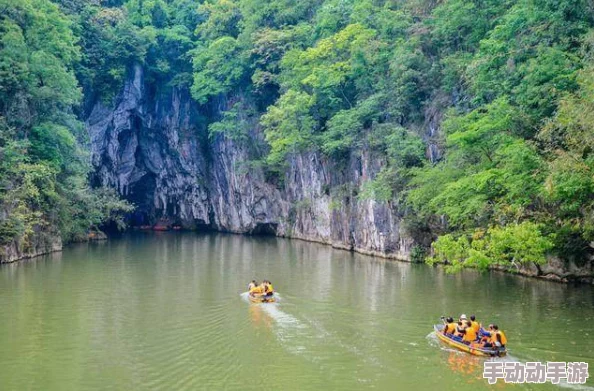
261,89 -> 315,167
428,222 -> 554,272
0,0 -> 132,250
191,36 -> 247,103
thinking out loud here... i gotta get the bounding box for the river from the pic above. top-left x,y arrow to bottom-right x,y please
0,233 -> 593,390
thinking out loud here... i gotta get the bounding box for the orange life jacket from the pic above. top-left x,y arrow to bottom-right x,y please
250,286 -> 264,294
444,323 -> 456,334
490,330 -> 507,345
463,326 -> 477,342
471,321 -> 480,333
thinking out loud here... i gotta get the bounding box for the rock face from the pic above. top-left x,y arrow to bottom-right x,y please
0,228 -> 62,264
87,65 -> 414,259
516,257 -> 594,284
88,65 -> 211,229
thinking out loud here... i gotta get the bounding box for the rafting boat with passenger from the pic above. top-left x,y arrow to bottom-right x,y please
247,279 -> 275,303
434,324 -> 507,357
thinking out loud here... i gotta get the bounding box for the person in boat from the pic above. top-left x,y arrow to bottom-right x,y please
452,321 -> 474,343
453,321 -> 466,340
469,315 -> 480,333
443,317 -> 456,335
459,314 -> 471,328
479,323 -> 493,341
462,321 -> 478,344
482,324 -> 507,348
248,280 -> 258,291
250,282 -> 265,296
454,314 -> 469,335
263,280 -> 274,297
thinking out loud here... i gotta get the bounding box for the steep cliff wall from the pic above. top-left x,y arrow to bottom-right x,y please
87,65 -> 212,229
87,65 -> 414,259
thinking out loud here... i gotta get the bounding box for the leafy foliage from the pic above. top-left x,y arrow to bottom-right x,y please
0,0 -> 132,250
260,89 -> 315,167
428,223 -> 555,273
408,98 -> 545,229
191,37 -> 247,103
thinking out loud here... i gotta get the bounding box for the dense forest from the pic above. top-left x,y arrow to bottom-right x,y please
1,0 -> 594,272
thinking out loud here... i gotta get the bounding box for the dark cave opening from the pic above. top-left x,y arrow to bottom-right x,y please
127,173 -> 157,226
249,223 -> 278,236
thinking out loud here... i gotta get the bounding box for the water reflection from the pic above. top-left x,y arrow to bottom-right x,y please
249,303 -> 273,330
446,351 -> 484,380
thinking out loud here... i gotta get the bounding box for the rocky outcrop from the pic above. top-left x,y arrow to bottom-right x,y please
88,65 -> 211,229
514,257 -> 594,284
277,151 -> 412,259
207,126 -> 284,233
0,228 -> 62,264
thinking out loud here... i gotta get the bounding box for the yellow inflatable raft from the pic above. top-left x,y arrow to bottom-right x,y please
248,293 -> 276,303
434,325 -> 507,357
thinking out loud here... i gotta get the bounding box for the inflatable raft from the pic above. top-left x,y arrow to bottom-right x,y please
434,325 -> 507,357
248,293 -> 276,303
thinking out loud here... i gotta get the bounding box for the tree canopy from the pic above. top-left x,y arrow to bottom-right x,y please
0,0 -> 131,248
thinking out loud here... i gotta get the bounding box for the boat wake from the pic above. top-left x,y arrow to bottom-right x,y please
260,303 -> 304,328
240,292 -> 384,384
426,331 -> 460,355
240,292 -> 302,329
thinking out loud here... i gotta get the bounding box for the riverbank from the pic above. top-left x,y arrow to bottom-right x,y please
0,230 -> 107,264
3,227 -> 594,285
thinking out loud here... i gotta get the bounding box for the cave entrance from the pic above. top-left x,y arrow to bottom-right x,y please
250,223 -> 278,236
126,173 -> 157,226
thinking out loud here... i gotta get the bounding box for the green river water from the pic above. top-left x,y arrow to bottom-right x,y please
1,232 -> 593,390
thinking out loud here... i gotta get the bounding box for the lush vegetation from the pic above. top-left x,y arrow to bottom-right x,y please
0,0 -> 131,251
1,0 -> 594,271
